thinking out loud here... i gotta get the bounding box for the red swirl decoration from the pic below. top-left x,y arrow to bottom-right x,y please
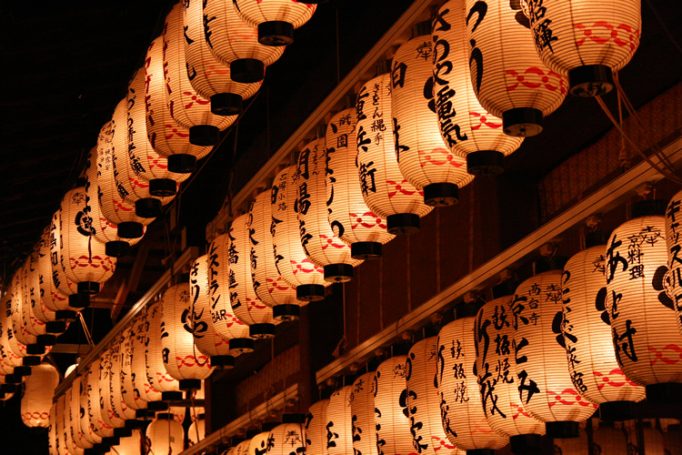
155,372 -> 176,383
319,234 -> 347,250
547,388 -> 598,409
290,257 -> 322,275
113,198 -> 134,212
431,435 -> 456,450
247,297 -> 268,310
510,402 -> 532,420
266,276 -> 294,293
470,111 -> 502,130
69,255 -> 114,272
204,64 -> 229,77
505,67 -> 567,95
574,22 -> 640,51
130,178 -> 149,189
175,354 -> 210,369
144,382 -> 161,394
165,123 -> 190,139
350,212 -> 387,230
593,368 -> 639,389
22,411 -> 49,421
183,91 -> 210,109
224,314 -> 247,328
649,344 -> 682,365
418,148 -> 466,168
150,156 -> 169,171
386,180 -> 421,198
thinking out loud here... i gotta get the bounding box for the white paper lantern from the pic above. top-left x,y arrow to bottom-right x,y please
68,378 -> 94,450
232,439 -> 252,455
9,271 -> 45,355
232,0 -> 316,46
20,363 -> 58,428
37,226 -> 72,314
248,430 -> 272,454
326,385 -> 353,454
526,0 -> 641,97
20,252 -> 63,342
305,399 -> 329,454
188,413 -> 206,446
128,309 -> 164,410
107,429 -> 142,455
48,403 -> 58,455
349,372 -> 377,455
64,388 -> 86,455
77,374 -> 103,447
106,334 -> 137,424
464,0 -> 568,136
373,355 -> 413,454
666,191 -> 682,338
432,1 -> 523,175
85,359 -> 116,439
355,73 -> 433,235
267,420 -> 306,454
145,300 -> 183,400
98,348 -> 127,432
146,413 -> 185,454
120,321 -> 150,414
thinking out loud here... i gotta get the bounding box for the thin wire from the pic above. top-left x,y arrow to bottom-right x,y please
77,312 -> 95,347
644,0 -> 682,56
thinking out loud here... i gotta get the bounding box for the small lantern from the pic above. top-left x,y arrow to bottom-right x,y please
188,413 -> 206,446
83,360 -> 116,440
97,347 -> 128,433
53,395 -> 69,454
20,363 -> 58,428
355,74 -> 433,235
10,271 -> 47,355
68,378 -> 94,450
76,375 -> 103,447
267,416 -> 307,454
232,0 -> 316,46
326,385 -> 353,454
145,300 -> 183,402
433,1 -> 524,175
526,0 -> 641,97
297,138 -> 360,282
128,308 -> 165,411
0,312 -> 26,379
203,0 -> 284,83
146,413 -> 185,454
350,372 -> 377,455
305,399 -> 329,454
21,252 -> 64,342
373,355 -> 413,453
120,321 -> 152,414
391,31 -> 474,206
37,226 -> 73,316
271,165 -> 328,309
249,430 -> 272,454
105,333 -> 138,428
464,0 -> 568,137
436,316 -> 509,452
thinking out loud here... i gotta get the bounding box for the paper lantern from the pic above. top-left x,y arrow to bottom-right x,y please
20,363 -> 58,428
232,440 -> 252,455
106,334 -> 137,425
68,378 -> 94,450
349,372 -> 377,455
267,419 -> 306,454
326,385 -> 353,454
232,0 -> 316,46
355,73 -> 433,235
526,0 -> 641,97
84,360 -> 116,440
145,35 -> 212,173
160,282 -> 214,390
1,293 -> 38,371
272,165 -> 328,308
20,252 -> 64,341
305,399 -> 329,454
247,191 -> 296,327
325,108 -> 394,261
184,0 -> 262,116
436,316 -> 509,451
98,348 -> 127,433
129,307 -> 166,410
373,355 -> 413,453
77,375 -> 103,447
188,413 -> 206,446
108,429 -> 142,455
249,430 -> 272,454
145,300 -> 183,401
54,395 -> 70,455
203,0 -> 284,83
37,226 -> 73,316
9,271 -> 46,355
146,413 -> 185,454
561,246 -> 646,408
0,312 -> 25,379
189,254 -> 233,367
119,322 -> 149,415
464,0 -> 568,137
48,210 -> 83,310
607,207 -> 682,401
391,32 -> 473,206
432,1 -> 524,175
666,191 -> 682,337
296,138 -> 360,282
48,404 -> 58,455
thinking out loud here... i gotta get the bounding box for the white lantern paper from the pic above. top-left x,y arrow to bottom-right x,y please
21,252 -> 63,340
120,321 -> 151,413
232,440 -> 251,455
77,374 -> 103,446
98,348 -> 127,431
107,334 -> 137,423
305,399 -> 329,454
232,0 -> 316,46
48,404 -> 57,455
38,226 -> 72,313
145,300 -> 182,398
464,0 -> 568,136
20,363 -> 59,428
350,372 -> 377,455
666,191 -> 682,337
108,429 -> 142,455
373,355 -> 413,453
326,385 -> 353,454
267,421 -> 306,454
146,414 -> 185,454
68,378 -> 94,450
9,271 -> 45,355
128,309 -> 163,408
249,431 -> 272,454
433,1 -> 523,175
84,360 -> 115,439
356,74 -> 433,235
188,414 -> 206,446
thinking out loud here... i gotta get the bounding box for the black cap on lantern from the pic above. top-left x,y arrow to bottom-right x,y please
37,333 -> 58,346
632,199 -> 666,218
21,356 -> 41,367
149,178 -> 177,197
546,421 -> 580,439
117,221 -> 144,239
467,150 -> 505,176
189,125 -> 220,146
273,304 -> 301,322
230,59 -> 265,84
249,323 -> 276,339
105,240 -> 131,258
4,373 -> 22,384
161,391 -> 184,402
598,400 -> 638,421
114,427 -> 133,439
350,242 -> 383,260
210,93 -> 243,116
179,379 -> 202,391
323,264 -> 354,283
258,21 -> 294,46
55,310 -> 77,321
569,64 -> 615,98
502,107 -> 544,138
282,413 -> 307,424
145,401 -> 169,412
386,213 -> 421,236
25,343 -> 45,356
68,293 -> 90,309
167,154 -> 197,174
126,418 -> 149,428
228,337 -> 255,355
423,182 -> 459,207
509,434 -> 545,455
296,284 -> 325,302
77,281 -> 100,295
135,198 -> 162,219
210,355 -> 235,369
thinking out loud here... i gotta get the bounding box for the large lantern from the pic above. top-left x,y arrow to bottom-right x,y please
436,316 -> 509,451
76,375 -> 103,447
20,363 -> 58,428
145,300 -> 183,402
373,355 -> 413,453
355,74 -> 433,235
666,191 -> 682,336
98,347 -> 127,434
432,1 -> 524,175
267,417 -> 306,454
146,413 -> 185,454
464,0 -> 568,137
305,399 -> 329,454
249,430 -> 272,454
526,0 -> 641,97
120,320 -> 151,415
606,204 -> 682,401
188,413 -> 206,446
232,0 -> 316,46
68,377 -> 94,450
326,385 -> 353,454
349,372 -> 377,455
325,108 -> 394,260
37,226 -> 73,317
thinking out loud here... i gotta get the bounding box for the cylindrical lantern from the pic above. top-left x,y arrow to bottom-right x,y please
203,0 -> 284,82
326,385 -> 353,454
666,191 -> 682,341
464,0 -> 568,136
325,108 -> 394,260
271,165 -> 328,308
267,418 -> 306,454
48,403 -> 57,455
108,429 -> 142,455
350,372 -> 377,455
146,413 -> 184,454
436,316 -> 509,451
188,413 -> 206,446
433,1 -> 523,175
37,226 -> 73,316
68,378 -> 93,450
145,300 -> 182,401
297,138 -> 360,282
106,334 -> 137,426
128,309 -> 164,411
84,360 -> 116,440
77,374 -> 103,447
232,0 -> 316,46
608,205 -> 682,401
526,0 -> 641,97
305,399 -> 329,454
21,252 -> 64,341
98,348 -> 127,433
249,430 -> 272,454
10,270 -> 46,355
373,355 -> 413,453
355,73 -> 433,234
119,322 -> 149,414
20,363 -> 58,428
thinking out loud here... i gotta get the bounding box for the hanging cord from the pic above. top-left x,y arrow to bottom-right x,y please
77,312 -> 95,347
644,0 -> 682,57
615,80 -> 630,168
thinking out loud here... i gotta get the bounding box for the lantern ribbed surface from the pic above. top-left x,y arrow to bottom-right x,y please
11,270 -> 42,348
436,316 -> 509,450
433,1 -> 523,172
188,415 -> 206,446
249,430 -> 271,454
49,211 -> 80,298
54,395 -> 68,455
391,35 -> 473,204
38,226 -> 71,311
305,399 -> 329,454
326,385 -> 353,454
233,0 -> 316,32
20,254 -> 53,337
121,320 -> 151,411
373,355 -> 413,453
85,360 -> 115,438
98,348 -> 127,430
108,334 -> 137,421
68,378 -> 93,449
474,296 -> 545,436
146,415 -> 185,454
562,246 -> 646,404
325,109 -> 394,250
77,375 -> 102,446
21,363 -> 58,428
130,307 -> 163,404
0,314 -> 22,374
63,392 -> 82,455
350,372 -> 377,455
606,215 -> 682,385
405,337 -> 459,454
48,404 -> 57,454
145,300 -> 181,394
666,192 -> 682,340
268,422 -> 306,454
464,0 -> 568,137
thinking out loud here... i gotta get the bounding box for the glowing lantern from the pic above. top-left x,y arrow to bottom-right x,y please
68,378 -> 94,450
129,307 -> 166,411
203,0 -> 284,83
232,440 -> 251,455
105,334 -> 137,427
83,360 -> 115,440
9,271 -> 46,355
561,246 -> 646,408
21,252 -> 65,342
249,430 -> 272,454
108,429 -> 142,455
160,282 -> 214,390
373,355 -> 413,453
271,165 -> 328,308
98,348 -> 127,433
146,413 -> 185,454
48,404 -> 57,454
0,311 -> 26,379
145,36 -> 212,173
77,375 -> 103,447
145,300 -> 183,402
188,413 -> 206,446
526,0 -> 641,97
355,74 -> 433,235
325,108 -> 394,260
232,0 -> 316,46
20,363 -> 58,428
464,0 -> 568,137
326,385 -> 353,454
297,138 -> 360,282
54,395 -> 69,455
432,1 -> 523,175
607,205 -> 682,401
349,372 -> 377,455
119,323 -> 149,416
267,417 -> 306,454
305,399 -> 329,454
666,191 -> 682,339
37,226 -> 75,315
436,316 -> 509,451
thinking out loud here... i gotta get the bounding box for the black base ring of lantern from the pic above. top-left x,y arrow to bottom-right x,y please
210,355 -> 235,368
56,310 -> 77,321
323,263 -> 354,283
5,374 -> 22,384
156,412 -> 175,420
351,241 -> 383,260
546,421 -> 580,439
1,383 -> 16,394
258,21 -> 294,46
249,323 -> 276,339
105,240 -> 130,258
117,221 -> 144,239
633,200 -> 667,218
229,337 -> 255,355
14,365 -> 32,376
168,154 -> 197,174
598,400 -> 638,421
26,343 -> 45,355
296,284 -> 325,302
282,413 -> 307,424
161,391 -> 183,402
69,293 -> 90,309
646,383 -> 682,404
146,400 -> 169,412
179,379 -> 201,391
503,108 -> 543,137
230,58 -> 265,83
114,427 -> 132,438
127,417 -> 149,427
103,436 -> 120,447
149,178 -> 177,197
466,450 -> 497,455
22,356 -> 41,367
387,213 -> 420,235
466,150 -> 505,176
509,434 -> 544,455
423,182 -> 459,207
37,333 -> 57,346
211,93 -> 243,116
135,198 -> 162,219
41,322 -> 62,337
189,125 -> 220,146
569,64 -> 614,97
77,281 -> 100,295
273,304 -> 301,322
